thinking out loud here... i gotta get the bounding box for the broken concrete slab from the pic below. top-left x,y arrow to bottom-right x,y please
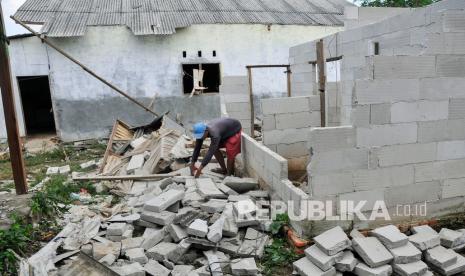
245,190 -> 269,199
350,229 -> 365,239
425,246 -> 457,269
222,177 -> 258,193
313,226 -> 351,256
335,251 -> 358,272
238,228 -> 269,258
233,199 -> 257,219
204,250 -> 223,276
430,253 -> 465,276
293,257 -> 336,276
201,199 -> 228,213
171,265 -> 195,276
304,244 -> 344,271
187,219 -> 209,238
411,225 -> 438,235
144,260 -> 170,276
371,225 -> 408,249
409,232 -> 440,251
141,228 -> 165,250
354,262 -> 392,276
121,237 -> 144,254
230,258 -> 258,275
107,223 -> 127,236
392,261 -> 428,276
99,253 -> 116,266
127,154 -> 146,174
168,224 -> 188,242
125,248 -> 148,264
218,235 -> 241,256
144,189 -> 185,212
93,241 -> 121,260
352,237 -> 393,268
207,216 -> 225,243
439,228 -> 463,248
80,160 -> 97,169
217,182 -> 238,196
112,262 -> 145,276
109,214 -> 141,223
167,239 -> 192,263
389,241 -> 422,264
196,178 -> 226,199
146,242 -> 178,261
141,210 -> 176,226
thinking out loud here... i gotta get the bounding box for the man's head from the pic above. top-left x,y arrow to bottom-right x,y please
193,122 -> 208,139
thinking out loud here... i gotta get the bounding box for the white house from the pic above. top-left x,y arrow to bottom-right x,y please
6,0 -> 352,141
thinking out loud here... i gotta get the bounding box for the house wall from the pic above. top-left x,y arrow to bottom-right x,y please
5,23 -> 342,141
284,0 -> 465,237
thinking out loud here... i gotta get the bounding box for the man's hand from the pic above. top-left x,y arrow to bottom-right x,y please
190,164 -> 199,176
194,165 -> 204,178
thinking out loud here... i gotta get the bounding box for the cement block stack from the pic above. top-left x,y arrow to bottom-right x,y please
261,95 -> 320,170
219,76 -> 252,135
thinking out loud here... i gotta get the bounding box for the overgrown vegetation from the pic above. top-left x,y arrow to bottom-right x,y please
356,0 -> 439,7
261,214 -> 302,276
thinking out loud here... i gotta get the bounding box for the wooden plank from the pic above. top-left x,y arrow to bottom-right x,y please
0,4 -> 28,194
316,39 -> 326,127
247,67 -> 254,138
73,173 -> 178,181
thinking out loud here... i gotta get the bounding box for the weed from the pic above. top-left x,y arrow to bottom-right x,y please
0,215 -> 33,275
261,237 -> 301,276
269,213 -> 290,235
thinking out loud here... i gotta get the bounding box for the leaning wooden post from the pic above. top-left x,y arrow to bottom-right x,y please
0,4 -> 28,194
286,65 -> 292,97
246,67 -> 254,138
316,39 -> 326,127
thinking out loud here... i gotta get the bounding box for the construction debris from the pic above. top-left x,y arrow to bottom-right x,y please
293,224 -> 465,276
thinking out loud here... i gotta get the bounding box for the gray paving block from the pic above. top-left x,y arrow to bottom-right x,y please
408,232 -> 440,251
305,244 -> 343,271
171,265 -> 195,276
354,262 -> 392,276
141,210 -> 176,226
146,242 -> 178,261
196,178 -> 227,199
313,226 -> 351,256
167,224 -> 188,242
207,216 -> 225,243
352,237 -> 393,268
439,228 -> 463,248
371,225 -> 408,249
144,260 -> 170,276
121,237 -> 144,254
293,257 -> 337,276
335,251 -> 358,272
425,246 -> 457,269
144,189 -> 185,212
388,242 -> 422,264
99,254 -> 116,266
125,248 -> 148,264
107,223 -> 127,236
392,261 -> 427,276
141,228 -> 165,250
187,219 -> 208,238
411,225 -> 438,235
200,199 -> 228,213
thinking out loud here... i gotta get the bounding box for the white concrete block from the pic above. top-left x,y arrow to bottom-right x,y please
262,115 -> 275,131
437,140 -> 465,160
354,262 -> 392,276
308,126 -> 356,152
263,128 -> 309,145
371,225 -> 408,249
385,182 -> 441,207
372,56 -> 436,79
261,96 -> 311,115
370,103 -> 390,125
276,142 -> 308,158
414,159 -> 465,182
304,244 -> 343,271
275,111 -> 313,129
353,165 -> 414,191
355,79 -> 419,105
338,188 -> 384,212
449,98 -> 465,119
437,55 -> 465,77
144,189 -> 185,212
391,100 -> 448,123
293,257 -> 336,276
313,226 -> 351,256
389,242 -> 422,264
352,237 -> 393,268
309,148 -> 368,174
356,123 -> 417,147
419,78 -> 465,100
392,261 -> 428,276
375,143 -> 437,167
418,119 -> 465,143
442,178 -> 465,199
309,172 -> 353,196
425,246 -> 457,268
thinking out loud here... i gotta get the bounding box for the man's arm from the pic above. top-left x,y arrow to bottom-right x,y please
194,136 -> 220,177
191,139 -> 203,175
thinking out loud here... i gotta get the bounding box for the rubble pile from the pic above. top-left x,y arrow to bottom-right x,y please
293,225 -> 465,276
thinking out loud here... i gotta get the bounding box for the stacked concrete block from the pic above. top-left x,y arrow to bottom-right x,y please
219,76 -> 252,135
260,95 -> 320,170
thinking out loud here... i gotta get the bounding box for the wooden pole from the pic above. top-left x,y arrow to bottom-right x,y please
10,16 -> 159,117
246,67 -> 254,138
316,39 -> 326,127
0,5 -> 28,195
286,65 -> 291,97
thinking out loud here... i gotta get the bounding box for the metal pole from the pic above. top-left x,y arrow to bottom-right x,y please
10,16 -> 159,117
246,67 -> 254,138
316,39 -> 326,127
0,5 -> 28,194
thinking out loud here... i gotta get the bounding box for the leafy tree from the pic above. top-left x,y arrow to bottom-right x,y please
356,0 -> 439,8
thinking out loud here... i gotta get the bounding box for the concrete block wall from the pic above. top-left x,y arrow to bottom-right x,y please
260,96 -> 321,170
284,0 -> 465,237
219,76 -> 252,135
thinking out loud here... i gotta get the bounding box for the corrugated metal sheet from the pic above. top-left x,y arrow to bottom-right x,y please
14,0 -> 352,37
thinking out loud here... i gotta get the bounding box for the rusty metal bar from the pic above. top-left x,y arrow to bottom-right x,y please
0,6 -> 28,194
11,16 -> 160,117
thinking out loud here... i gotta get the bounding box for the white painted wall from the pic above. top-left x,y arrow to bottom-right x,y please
5,23 -> 342,140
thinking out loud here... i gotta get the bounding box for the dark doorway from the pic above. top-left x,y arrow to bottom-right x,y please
182,63 -> 221,94
17,76 -> 56,135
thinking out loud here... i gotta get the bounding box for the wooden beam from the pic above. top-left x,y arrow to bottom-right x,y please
0,4 -> 28,195
73,173 -> 177,181
246,64 -> 289,69
246,67 -> 254,138
286,65 -> 291,97
316,39 -> 326,127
